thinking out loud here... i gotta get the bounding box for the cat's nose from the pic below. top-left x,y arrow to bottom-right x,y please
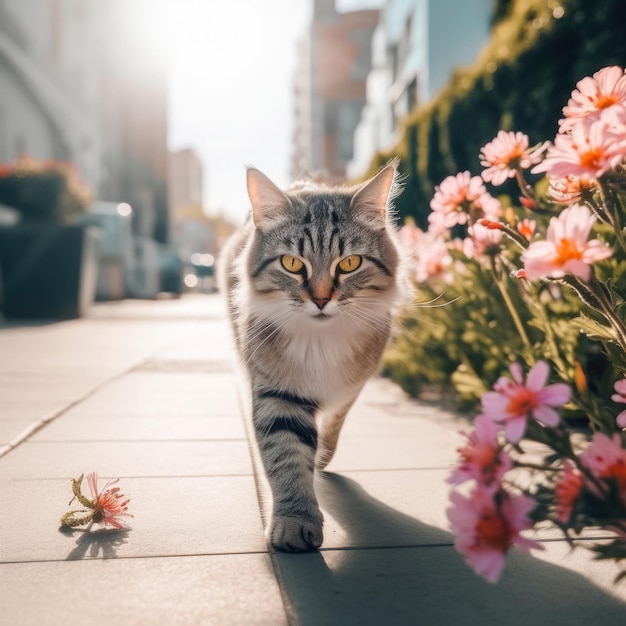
312,297 -> 330,310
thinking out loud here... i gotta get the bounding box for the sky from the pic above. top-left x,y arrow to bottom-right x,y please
166,0 -> 382,225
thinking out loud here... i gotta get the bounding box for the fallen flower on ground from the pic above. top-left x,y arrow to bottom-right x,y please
60,472 -> 132,529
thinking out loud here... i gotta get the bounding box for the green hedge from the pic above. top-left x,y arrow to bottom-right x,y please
369,0 -> 626,227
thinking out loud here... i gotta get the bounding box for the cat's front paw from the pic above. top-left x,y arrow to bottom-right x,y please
269,514 -> 324,552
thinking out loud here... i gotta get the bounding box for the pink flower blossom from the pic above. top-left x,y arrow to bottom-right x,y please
481,361 -> 571,443
447,487 -> 542,583
448,415 -> 513,492
581,433 -> 626,505
611,378 -> 626,429
87,472 -> 132,529
554,460 -> 583,524
399,224 -> 456,285
532,120 -> 626,180
560,66 -> 626,132
467,222 -> 503,260
480,131 -> 548,186
521,204 -> 613,282
547,174 -> 597,204
429,171 -> 502,232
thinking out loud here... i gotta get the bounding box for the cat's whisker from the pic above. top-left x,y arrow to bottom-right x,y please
408,292 -> 461,308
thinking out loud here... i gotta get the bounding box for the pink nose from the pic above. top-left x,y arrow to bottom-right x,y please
313,297 -> 330,310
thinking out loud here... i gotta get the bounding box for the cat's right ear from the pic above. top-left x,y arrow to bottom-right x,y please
246,168 -> 292,230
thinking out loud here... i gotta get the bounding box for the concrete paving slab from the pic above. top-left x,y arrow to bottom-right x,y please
61,372 -> 242,418
316,470 -> 454,549
325,431 -> 457,471
275,545 -> 626,626
29,415 -> 246,442
0,440 -> 254,479
0,419 -> 38,445
1,476 -> 265,562
0,554 -> 286,626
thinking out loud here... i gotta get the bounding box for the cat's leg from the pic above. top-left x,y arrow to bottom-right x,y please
315,398 -> 355,470
252,388 -> 323,552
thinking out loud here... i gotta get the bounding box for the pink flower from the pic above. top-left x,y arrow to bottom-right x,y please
87,472 -> 132,529
560,66 -> 626,132
399,224 -> 456,285
447,487 -> 542,583
481,361 -> 571,443
581,433 -> 626,505
467,222 -> 503,260
611,379 -> 626,429
554,460 -> 583,524
480,131 -> 548,186
532,120 -> 625,180
521,204 -> 613,282
429,171 -> 502,232
547,175 -> 597,204
448,415 -> 513,491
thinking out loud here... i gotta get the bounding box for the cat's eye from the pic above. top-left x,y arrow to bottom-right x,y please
337,255 -> 362,274
281,255 -> 305,273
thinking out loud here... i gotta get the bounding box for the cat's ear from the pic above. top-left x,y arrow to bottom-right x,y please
246,168 -> 292,229
349,162 -> 398,226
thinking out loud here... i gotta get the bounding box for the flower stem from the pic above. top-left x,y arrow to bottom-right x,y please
515,169 -> 536,202
492,263 -> 533,353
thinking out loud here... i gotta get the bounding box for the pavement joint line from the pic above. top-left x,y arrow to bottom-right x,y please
0,358 -> 152,460
25,438 -> 248,444
9,473 -> 257,481
0,549 -> 273,566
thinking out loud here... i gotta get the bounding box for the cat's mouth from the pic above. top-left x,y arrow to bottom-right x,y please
311,311 -> 333,321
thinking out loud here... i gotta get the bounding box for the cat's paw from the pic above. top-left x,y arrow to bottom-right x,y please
269,514 -> 324,552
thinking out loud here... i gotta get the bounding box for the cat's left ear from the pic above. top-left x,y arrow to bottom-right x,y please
247,167 -> 292,229
349,162 -> 398,226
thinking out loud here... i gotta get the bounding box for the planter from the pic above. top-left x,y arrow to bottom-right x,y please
0,222 -> 99,319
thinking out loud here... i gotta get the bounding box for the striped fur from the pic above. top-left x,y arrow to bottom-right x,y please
219,164 -> 403,551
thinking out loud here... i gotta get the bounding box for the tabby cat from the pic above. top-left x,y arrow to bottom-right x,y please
219,163 -> 403,552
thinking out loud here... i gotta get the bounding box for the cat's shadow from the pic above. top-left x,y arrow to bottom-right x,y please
271,472 -> 626,626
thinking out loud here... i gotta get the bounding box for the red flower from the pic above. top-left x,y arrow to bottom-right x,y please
554,461 -> 583,524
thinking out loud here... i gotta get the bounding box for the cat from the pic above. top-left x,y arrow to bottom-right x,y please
219,163 -> 404,552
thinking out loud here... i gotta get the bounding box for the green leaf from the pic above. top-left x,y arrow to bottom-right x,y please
571,314 -> 617,341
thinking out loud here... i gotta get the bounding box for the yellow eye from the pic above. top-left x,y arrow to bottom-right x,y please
337,255 -> 362,273
281,255 -> 304,273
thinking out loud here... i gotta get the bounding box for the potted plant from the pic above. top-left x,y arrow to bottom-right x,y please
0,157 -> 99,319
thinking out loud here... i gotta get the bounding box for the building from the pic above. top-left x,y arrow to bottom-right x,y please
347,0 -> 494,178
0,0 -> 170,242
168,147 -> 217,259
292,0 -> 379,181
168,148 -> 204,217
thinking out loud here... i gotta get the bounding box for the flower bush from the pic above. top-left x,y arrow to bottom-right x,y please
0,156 -> 92,223
389,65 -> 626,582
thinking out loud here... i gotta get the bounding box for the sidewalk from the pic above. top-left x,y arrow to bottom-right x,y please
1,294 -> 625,625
